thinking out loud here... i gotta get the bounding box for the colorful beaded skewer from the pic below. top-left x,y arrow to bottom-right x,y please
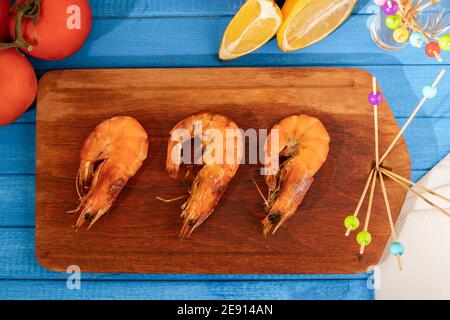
344,69 -> 449,270
373,0 -> 449,62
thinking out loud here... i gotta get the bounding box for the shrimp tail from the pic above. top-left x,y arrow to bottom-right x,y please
179,222 -> 191,239
262,172 -> 313,236
75,204 -> 112,230
178,172 -> 228,239
76,161 -> 93,198
71,160 -> 105,229
73,175 -> 125,230
179,198 -> 221,238
179,214 -> 202,239
262,212 -> 282,236
179,208 -> 214,239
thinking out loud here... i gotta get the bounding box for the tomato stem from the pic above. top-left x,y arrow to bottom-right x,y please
0,0 -> 41,52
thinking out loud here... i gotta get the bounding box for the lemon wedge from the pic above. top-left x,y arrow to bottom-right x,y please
277,0 -> 356,52
219,0 -> 282,60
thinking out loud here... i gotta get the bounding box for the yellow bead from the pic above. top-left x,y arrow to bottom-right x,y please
393,27 -> 409,43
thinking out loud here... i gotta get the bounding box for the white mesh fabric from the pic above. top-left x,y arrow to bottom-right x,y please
375,153 -> 450,300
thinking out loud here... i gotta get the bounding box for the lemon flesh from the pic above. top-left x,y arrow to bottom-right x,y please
219,0 -> 282,60
277,0 -> 356,52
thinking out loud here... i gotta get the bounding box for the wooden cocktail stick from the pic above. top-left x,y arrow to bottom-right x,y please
380,69 -> 446,164
397,0 -> 407,16
345,168 -> 375,236
360,242 -> 366,255
381,168 -> 450,203
378,171 -> 403,270
431,69 -> 446,87
360,172 -> 377,254
414,0 -> 426,7
415,0 -> 440,14
396,251 -> 403,270
382,170 -> 450,218
372,77 -> 380,168
380,96 -> 426,163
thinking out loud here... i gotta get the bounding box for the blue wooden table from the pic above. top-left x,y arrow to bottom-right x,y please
0,0 -> 448,300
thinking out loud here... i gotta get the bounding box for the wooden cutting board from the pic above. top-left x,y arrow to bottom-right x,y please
36,68 -> 410,274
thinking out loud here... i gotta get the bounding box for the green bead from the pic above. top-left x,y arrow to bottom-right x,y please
356,231 -> 372,246
344,215 -> 360,231
385,15 -> 402,30
439,34 -> 450,51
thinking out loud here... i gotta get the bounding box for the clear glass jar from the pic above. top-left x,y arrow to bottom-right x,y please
371,0 -> 449,51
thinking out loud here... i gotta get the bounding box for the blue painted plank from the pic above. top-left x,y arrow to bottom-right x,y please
0,124 -> 35,174
0,228 -> 371,281
399,117 -> 450,172
0,278 -> 372,300
1,119 -> 448,175
90,0 -> 249,18
29,16 -> 449,70
411,170 -> 428,181
0,176 -> 34,227
88,0 -> 374,18
14,107 -> 36,124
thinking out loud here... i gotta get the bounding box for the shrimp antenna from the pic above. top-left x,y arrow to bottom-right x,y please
251,178 -> 269,207
156,195 -> 188,203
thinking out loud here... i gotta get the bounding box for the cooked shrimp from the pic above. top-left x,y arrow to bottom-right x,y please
71,116 -> 148,230
262,114 -> 330,235
166,113 -> 242,238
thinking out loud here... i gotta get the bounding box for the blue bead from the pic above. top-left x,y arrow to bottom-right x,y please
390,242 -> 404,256
409,32 -> 425,48
423,85 -> 437,98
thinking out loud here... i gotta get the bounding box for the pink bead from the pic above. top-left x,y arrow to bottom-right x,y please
383,1 -> 399,15
373,0 -> 387,6
369,92 -> 383,105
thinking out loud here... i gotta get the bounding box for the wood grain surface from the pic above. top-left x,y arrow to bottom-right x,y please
35,67 -> 410,274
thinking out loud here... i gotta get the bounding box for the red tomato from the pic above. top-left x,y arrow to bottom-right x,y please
9,0 -> 92,60
0,49 -> 37,126
0,0 -> 11,42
